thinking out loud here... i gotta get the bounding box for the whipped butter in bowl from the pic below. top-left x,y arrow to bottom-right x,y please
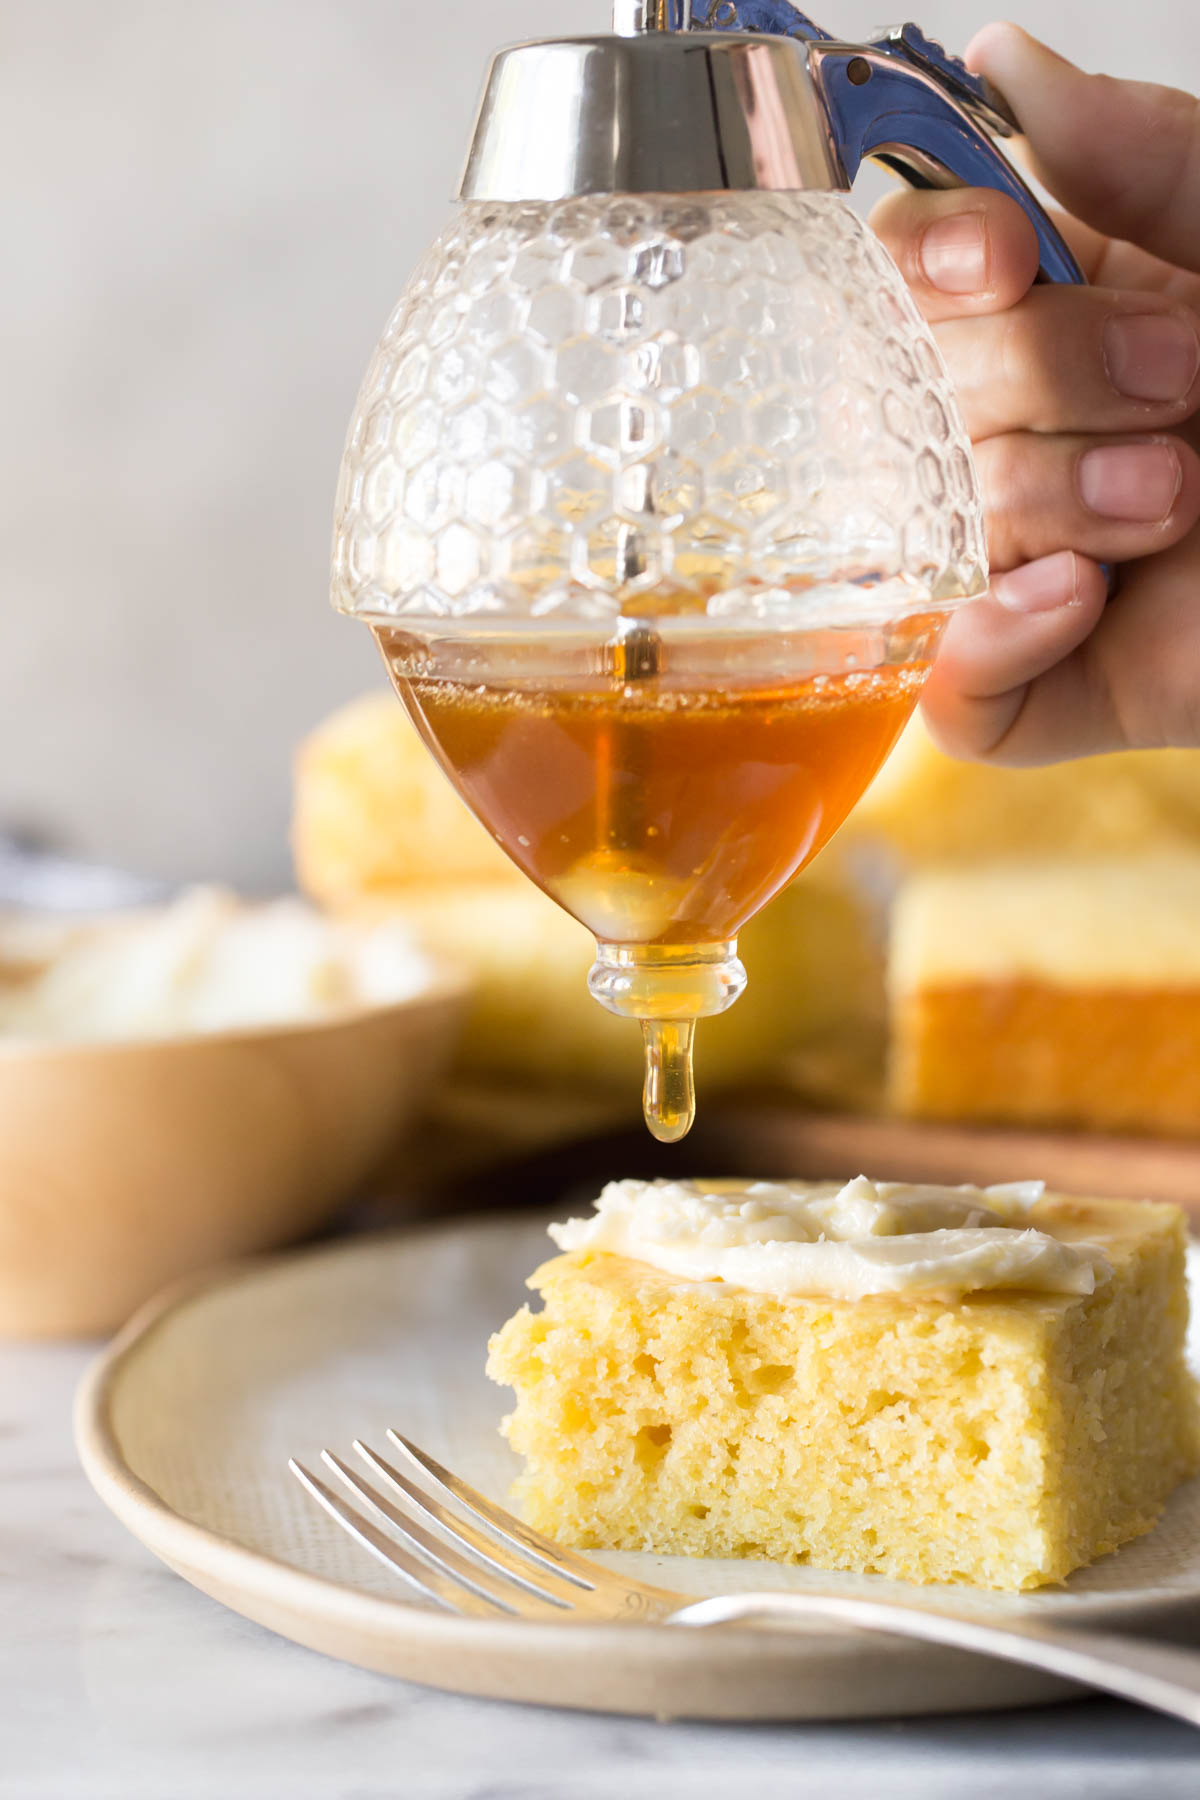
549,1176 -> 1110,1302
0,886 -> 436,1044
0,889 -> 466,1337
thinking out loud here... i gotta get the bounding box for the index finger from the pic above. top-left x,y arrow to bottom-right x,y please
969,24 -> 1200,277
869,184 -> 1042,324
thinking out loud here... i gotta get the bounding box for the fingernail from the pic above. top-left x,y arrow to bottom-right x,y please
1103,313 -> 1200,403
920,213 -> 990,294
992,551 -> 1081,613
1078,442 -> 1182,521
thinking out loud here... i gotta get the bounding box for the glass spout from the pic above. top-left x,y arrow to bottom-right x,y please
587,941 -> 748,1022
589,941 -> 747,1142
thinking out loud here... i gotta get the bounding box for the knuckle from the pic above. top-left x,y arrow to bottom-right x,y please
1145,84 -> 1200,216
975,433 -> 1032,504
995,305 -> 1027,408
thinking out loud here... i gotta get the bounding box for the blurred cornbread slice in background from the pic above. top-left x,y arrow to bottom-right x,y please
294,691 -> 518,900
294,691 -> 885,1102
358,874 -> 883,1099
891,855 -> 1200,1136
851,715 -> 1200,864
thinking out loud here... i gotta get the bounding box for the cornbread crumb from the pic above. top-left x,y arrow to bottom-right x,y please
488,1194 -> 1198,1590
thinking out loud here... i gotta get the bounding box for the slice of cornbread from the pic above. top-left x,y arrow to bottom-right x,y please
889,855 -> 1200,1135
293,691 -> 520,900
849,713 -> 1200,864
488,1192 -> 1198,1590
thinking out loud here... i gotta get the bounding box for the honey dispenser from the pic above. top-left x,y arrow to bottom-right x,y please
331,3 -> 1083,1141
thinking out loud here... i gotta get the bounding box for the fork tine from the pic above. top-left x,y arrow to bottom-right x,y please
352,1440 -> 592,1606
386,1430 -> 617,1587
320,1452 -> 570,1617
288,1459 -> 501,1619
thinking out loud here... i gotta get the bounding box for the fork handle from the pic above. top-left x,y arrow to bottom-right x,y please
669,1593 -> 1200,1728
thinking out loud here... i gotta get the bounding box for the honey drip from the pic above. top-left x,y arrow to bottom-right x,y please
375,611 -> 945,1141
641,1018 -> 696,1143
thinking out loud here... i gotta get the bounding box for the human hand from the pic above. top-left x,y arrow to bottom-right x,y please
871,23 -> 1200,763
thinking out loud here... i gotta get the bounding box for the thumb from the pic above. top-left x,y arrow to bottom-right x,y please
967,22 -> 1200,273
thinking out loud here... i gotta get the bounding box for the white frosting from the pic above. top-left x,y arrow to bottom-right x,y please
548,1176 -> 1109,1301
0,887 -> 435,1044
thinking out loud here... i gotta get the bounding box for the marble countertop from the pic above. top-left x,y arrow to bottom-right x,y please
4,1339 -> 1200,1800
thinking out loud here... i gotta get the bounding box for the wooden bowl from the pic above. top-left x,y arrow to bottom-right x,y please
0,973 -> 466,1337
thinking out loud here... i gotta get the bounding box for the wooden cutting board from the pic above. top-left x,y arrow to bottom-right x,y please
697,1103 -> 1200,1218
392,1091 -> 1200,1225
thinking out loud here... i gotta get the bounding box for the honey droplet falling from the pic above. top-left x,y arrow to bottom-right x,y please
641,1018 -> 696,1144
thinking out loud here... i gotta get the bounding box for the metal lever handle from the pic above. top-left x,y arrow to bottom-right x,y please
688,1 -> 829,39
688,5 -> 1083,287
813,47 -> 1084,286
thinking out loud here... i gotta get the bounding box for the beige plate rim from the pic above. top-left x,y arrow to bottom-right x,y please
72,1220 -> 1200,1723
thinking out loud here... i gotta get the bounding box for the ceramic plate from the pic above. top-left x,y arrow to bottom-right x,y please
75,1212 -> 1200,1721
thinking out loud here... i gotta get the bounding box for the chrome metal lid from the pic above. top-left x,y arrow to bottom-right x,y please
458,31 -> 841,202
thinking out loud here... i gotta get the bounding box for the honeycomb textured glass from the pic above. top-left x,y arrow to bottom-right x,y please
333,193 -> 987,628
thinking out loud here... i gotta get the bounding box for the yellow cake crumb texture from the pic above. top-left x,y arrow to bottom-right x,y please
488,1193 -> 1199,1591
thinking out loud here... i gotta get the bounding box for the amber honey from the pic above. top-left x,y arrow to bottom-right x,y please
378,625 -> 937,943
374,613 -> 944,1139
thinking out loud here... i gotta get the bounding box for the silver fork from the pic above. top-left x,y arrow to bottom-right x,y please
290,1431 -> 1200,1727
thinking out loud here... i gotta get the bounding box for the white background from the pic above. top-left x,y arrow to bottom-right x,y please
5,1 -> 1199,887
